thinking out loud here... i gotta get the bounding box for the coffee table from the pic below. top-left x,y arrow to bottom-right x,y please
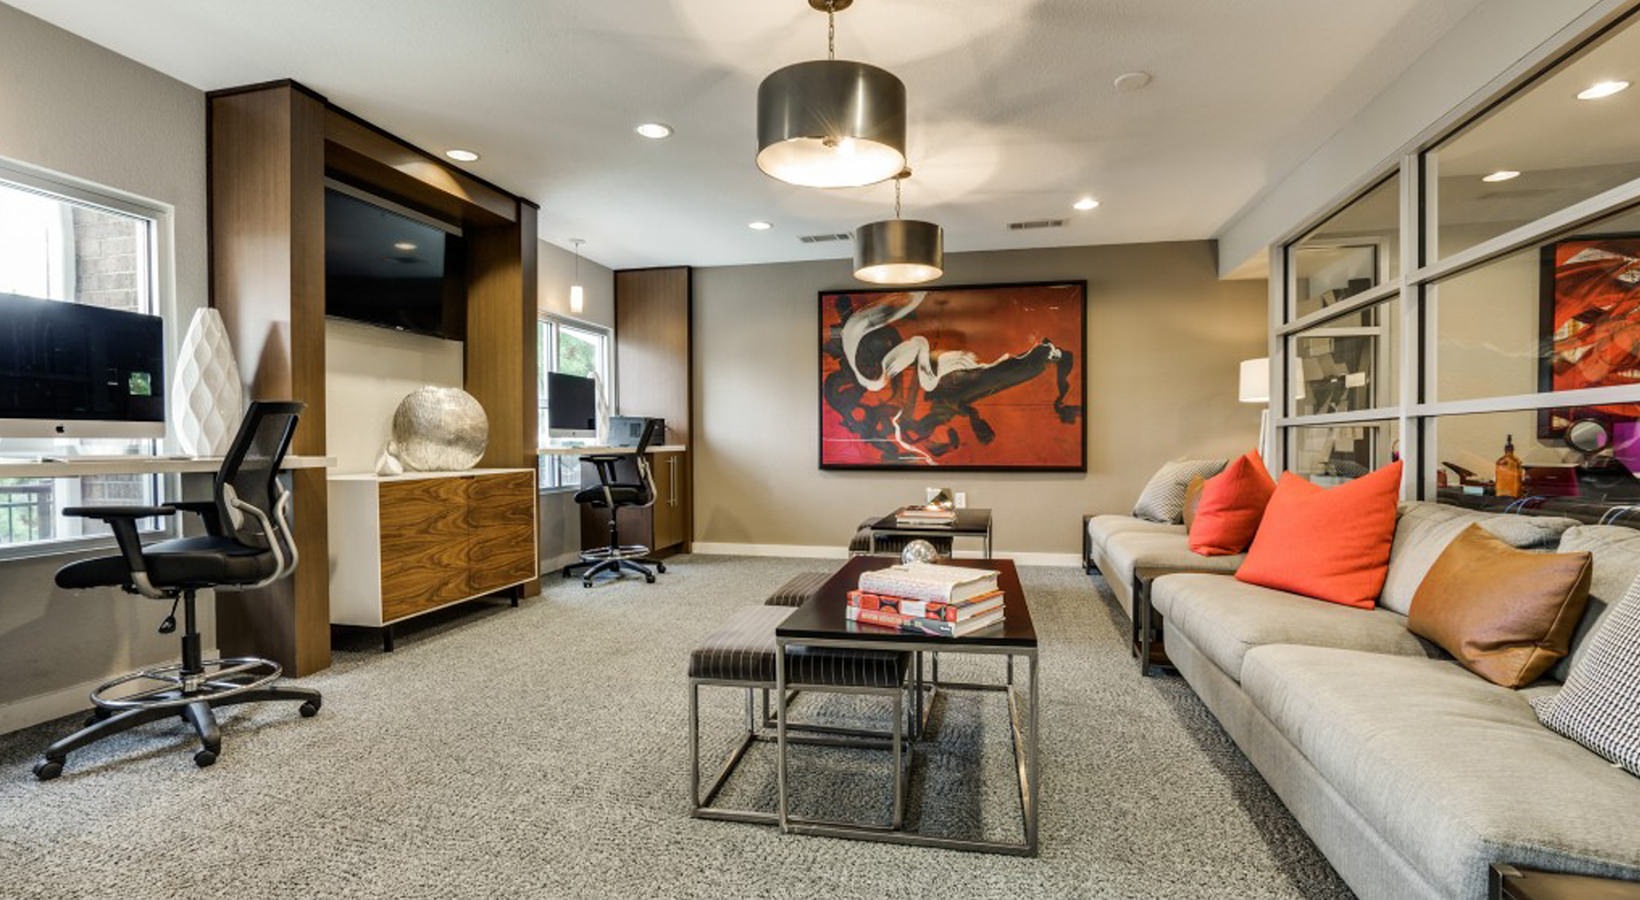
774,555 -> 1039,855
867,507 -> 993,557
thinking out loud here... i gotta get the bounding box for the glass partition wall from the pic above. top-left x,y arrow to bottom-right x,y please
1271,4 -> 1640,523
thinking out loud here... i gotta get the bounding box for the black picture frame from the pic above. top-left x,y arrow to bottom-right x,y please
1536,233 -> 1640,440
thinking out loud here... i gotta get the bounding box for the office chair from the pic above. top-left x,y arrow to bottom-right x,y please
33,401 -> 321,780
563,417 -> 667,588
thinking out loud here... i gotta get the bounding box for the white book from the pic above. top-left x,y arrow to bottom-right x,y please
858,562 -> 1001,603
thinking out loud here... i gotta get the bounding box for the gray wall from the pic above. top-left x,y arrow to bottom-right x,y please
0,4 -> 209,729
692,240 -> 1267,558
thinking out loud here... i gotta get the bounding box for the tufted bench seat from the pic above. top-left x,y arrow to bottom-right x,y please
764,570 -> 834,608
688,605 -> 911,826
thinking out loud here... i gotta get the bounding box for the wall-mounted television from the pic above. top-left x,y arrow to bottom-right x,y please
0,292 -> 166,438
324,183 -> 467,340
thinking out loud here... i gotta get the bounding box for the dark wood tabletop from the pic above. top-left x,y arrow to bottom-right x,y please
777,556 -> 1036,649
870,508 -> 993,533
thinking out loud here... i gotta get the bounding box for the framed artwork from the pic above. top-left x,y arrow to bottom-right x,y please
818,280 -> 1086,471
1537,234 -> 1640,439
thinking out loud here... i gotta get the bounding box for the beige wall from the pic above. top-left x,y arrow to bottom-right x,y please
693,240 -> 1267,557
323,319 -> 465,474
0,4 -> 210,728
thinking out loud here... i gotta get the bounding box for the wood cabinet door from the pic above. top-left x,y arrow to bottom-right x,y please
467,471 -> 538,594
652,451 -> 685,551
378,477 -> 471,622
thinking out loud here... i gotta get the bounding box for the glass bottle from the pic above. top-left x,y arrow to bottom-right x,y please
1495,434 -> 1523,498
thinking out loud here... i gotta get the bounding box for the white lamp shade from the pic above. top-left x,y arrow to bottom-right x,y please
569,284 -> 584,314
1239,357 -> 1270,404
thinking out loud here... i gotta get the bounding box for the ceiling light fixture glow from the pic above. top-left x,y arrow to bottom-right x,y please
568,239 -> 585,315
748,221 -> 773,231
1481,170 -> 1521,183
854,169 -> 943,285
1073,197 -> 1100,211
757,0 -> 907,189
444,149 -> 480,162
1577,80 -> 1630,100
393,241 -> 418,251
635,123 -> 673,139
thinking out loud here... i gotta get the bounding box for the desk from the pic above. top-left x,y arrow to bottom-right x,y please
540,445 -> 691,557
537,444 -> 686,456
0,455 -> 334,479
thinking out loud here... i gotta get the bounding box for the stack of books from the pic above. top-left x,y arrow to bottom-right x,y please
894,504 -> 958,527
847,562 -> 1005,638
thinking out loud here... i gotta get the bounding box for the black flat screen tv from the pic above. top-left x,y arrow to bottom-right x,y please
0,292 -> 165,438
324,187 -> 467,339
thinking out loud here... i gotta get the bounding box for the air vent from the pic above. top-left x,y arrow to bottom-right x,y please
1008,219 -> 1066,231
799,232 -> 853,244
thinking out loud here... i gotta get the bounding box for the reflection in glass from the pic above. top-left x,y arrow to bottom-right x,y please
1290,174 -> 1400,319
1430,203 -> 1640,403
1430,405 -> 1640,523
1288,421 -> 1400,485
1426,12 -> 1640,260
1289,299 -> 1397,416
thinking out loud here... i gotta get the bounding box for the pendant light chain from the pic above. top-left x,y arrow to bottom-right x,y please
826,0 -> 836,60
894,177 -> 902,220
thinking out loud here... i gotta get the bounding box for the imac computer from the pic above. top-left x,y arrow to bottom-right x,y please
546,372 -> 597,441
0,292 -> 166,439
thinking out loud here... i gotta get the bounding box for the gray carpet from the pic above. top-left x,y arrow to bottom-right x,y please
0,556 -> 1353,899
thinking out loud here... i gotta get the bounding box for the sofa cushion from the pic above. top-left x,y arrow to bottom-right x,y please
1554,524 -> 1640,681
1236,462 -> 1403,609
1188,451 -> 1276,556
1102,532 -> 1242,597
1131,458 -> 1227,523
1380,502 -> 1582,616
1241,644 -> 1640,899
1086,514 -> 1183,556
1181,475 -> 1206,530
1534,573 -> 1640,776
1407,524 -> 1592,688
1150,573 -> 1433,682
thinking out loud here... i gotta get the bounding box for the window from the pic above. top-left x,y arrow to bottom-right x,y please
0,173 -> 165,552
537,315 -> 613,490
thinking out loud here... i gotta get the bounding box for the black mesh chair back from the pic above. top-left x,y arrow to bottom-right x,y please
629,417 -> 661,506
217,401 -> 303,553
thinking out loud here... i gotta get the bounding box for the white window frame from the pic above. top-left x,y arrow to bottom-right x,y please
537,313 -> 614,493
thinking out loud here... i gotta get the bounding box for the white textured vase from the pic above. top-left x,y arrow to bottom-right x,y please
170,308 -> 245,456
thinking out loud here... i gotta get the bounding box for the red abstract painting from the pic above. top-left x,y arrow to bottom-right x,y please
1541,236 -> 1640,436
819,282 -> 1086,470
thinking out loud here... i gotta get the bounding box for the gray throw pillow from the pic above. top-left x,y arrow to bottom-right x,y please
1532,573 -> 1640,777
1132,458 -> 1227,524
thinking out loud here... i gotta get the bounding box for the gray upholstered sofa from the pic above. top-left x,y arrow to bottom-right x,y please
1084,514 -> 1242,668
1149,502 -> 1640,900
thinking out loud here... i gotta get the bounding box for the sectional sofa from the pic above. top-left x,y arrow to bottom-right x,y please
1140,502 -> 1640,899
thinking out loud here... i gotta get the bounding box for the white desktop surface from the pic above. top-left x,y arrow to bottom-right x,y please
0,454 -> 335,479
537,444 -> 685,456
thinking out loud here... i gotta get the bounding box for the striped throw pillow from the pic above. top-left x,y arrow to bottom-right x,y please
1132,458 -> 1227,524
1532,573 -> 1640,777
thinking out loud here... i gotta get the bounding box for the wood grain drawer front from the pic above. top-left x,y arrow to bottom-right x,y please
467,471 -> 537,593
379,478 -> 472,622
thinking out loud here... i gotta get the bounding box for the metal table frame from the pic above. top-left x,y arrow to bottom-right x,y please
774,635 -> 1040,856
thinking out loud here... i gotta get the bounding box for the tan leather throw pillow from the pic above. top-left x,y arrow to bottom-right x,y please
1407,523 -> 1592,688
1181,475 -> 1206,531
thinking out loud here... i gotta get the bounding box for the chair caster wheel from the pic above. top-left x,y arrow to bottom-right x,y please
299,700 -> 320,717
656,563 -> 667,574
33,759 -> 62,781
561,568 -> 572,579
582,580 -> 593,588
193,749 -> 217,768
645,574 -> 656,584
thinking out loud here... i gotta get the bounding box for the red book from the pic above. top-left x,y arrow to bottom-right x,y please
847,589 -> 1004,623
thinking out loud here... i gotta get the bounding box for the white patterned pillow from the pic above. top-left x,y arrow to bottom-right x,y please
1532,573 -> 1640,777
1132,458 -> 1227,524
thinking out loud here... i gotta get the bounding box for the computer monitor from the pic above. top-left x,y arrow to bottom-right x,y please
546,372 -> 597,439
0,292 -> 166,439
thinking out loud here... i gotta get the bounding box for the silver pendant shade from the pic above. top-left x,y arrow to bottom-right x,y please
854,172 -> 943,285
756,0 -> 907,189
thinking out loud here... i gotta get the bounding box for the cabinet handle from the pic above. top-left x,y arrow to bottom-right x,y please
670,456 -> 678,506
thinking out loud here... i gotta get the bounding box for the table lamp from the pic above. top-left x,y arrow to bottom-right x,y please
1239,357 -> 1271,462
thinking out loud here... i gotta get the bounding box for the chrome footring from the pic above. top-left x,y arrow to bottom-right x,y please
90,656 -> 284,710
580,544 -> 652,563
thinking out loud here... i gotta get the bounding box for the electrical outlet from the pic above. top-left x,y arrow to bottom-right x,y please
955,491 -> 967,508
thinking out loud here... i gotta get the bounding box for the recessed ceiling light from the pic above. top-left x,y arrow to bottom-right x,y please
748,221 -> 773,231
393,241 -> 418,251
635,123 -> 673,139
1481,170 -> 1521,183
1073,197 -> 1100,211
1113,72 -> 1152,92
444,149 -> 480,162
1577,80 -> 1630,100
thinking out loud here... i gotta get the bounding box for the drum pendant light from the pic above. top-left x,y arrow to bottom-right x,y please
757,0 -> 907,189
854,170 -> 943,285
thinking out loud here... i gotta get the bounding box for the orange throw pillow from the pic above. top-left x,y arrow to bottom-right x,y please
1189,451 -> 1276,556
1235,461 -> 1403,608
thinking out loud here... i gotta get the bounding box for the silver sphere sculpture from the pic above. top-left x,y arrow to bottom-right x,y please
387,386 -> 489,472
900,539 -> 941,564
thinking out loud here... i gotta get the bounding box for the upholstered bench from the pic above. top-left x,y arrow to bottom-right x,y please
764,571 -> 833,607
688,605 -> 911,827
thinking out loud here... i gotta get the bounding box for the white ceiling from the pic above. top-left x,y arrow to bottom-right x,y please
10,0 -> 1488,271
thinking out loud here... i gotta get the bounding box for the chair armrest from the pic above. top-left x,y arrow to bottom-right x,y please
61,505 -> 176,520
167,500 -> 224,536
